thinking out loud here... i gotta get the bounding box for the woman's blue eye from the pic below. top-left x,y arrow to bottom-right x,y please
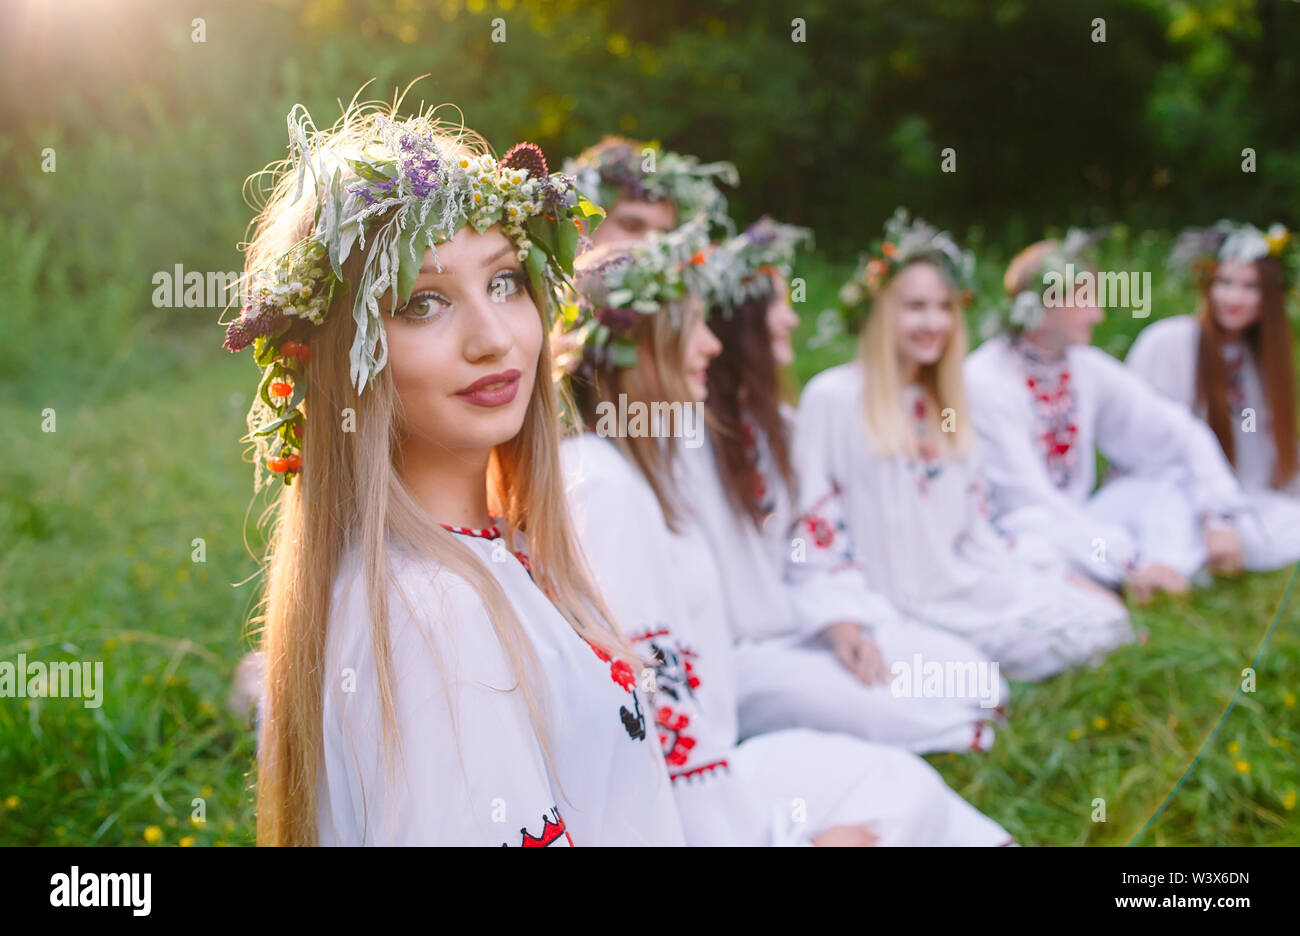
490,270 -> 524,302
398,292 -> 448,321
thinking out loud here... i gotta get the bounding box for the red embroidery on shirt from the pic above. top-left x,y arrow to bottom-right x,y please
515,807 -> 573,847
1018,351 -> 1079,489
806,514 -> 835,548
1223,344 -> 1247,411
440,522 -> 503,539
655,705 -> 697,767
669,759 -> 730,784
906,393 -> 944,496
585,641 -> 634,694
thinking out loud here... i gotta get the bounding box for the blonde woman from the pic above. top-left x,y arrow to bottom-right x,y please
558,220 -> 1013,846
792,211 -> 1132,682
227,92 -> 682,846
676,218 -> 1005,753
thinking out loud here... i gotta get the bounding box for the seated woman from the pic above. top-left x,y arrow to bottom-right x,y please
1126,222 -> 1300,571
793,211 -> 1132,682
965,231 -> 1250,599
228,96 -> 682,845
557,219 -> 1013,845
678,217 -> 1005,753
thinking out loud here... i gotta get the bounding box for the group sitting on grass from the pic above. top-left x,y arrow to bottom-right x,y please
225,89 -> 1300,846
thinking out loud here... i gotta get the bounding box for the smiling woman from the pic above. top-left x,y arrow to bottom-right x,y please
224,89 -> 683,846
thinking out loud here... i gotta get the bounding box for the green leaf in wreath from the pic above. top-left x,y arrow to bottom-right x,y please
526,214 -> 557,256
611,342 -> 639,368
556,213 -> 579,273
524,244 -> 549,302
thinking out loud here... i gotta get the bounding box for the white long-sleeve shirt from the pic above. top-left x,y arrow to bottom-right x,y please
315,531 -> 684,846
965,333 -> 1246,583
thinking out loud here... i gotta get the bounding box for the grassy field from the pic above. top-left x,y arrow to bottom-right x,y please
1,245 -> 1297,846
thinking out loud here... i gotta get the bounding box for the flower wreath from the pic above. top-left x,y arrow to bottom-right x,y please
557,215 -> 714,376
696,215 -> 813,312
1001,227 -> 1110,332
564,137 -> 739,235
221,98 -> 604,491
1169,221 -> 1298,293
836,208 -> 975,334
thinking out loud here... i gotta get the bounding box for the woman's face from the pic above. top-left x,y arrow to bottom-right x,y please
764,272 -> 799,367
636,295 -> 722,404
682,296 -> 724,401
891,262 -> 956,369
384,224 -> 543,454
1039,280 -> 1104,350
592,196 -> 677,247
1210,260 -> 1262,335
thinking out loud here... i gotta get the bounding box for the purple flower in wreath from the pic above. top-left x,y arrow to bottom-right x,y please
596,304 -> 639,334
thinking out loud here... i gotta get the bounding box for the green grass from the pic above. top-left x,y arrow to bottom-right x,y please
2,239 -> 1297,846
0,354 -> 264,846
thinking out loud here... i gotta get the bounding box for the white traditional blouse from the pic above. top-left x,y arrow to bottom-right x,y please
561,431 -> 1013,846
677,413 -> 1009,754
1127,315 -> 1300,494
790,361 -> 1132,682
315,526 -> 685,846
964,333 -> 1247,584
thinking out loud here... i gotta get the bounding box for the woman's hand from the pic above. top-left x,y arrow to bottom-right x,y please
1125,563 -> 1190,605
821,620 -> 890,686
1204,523 -> 1244,577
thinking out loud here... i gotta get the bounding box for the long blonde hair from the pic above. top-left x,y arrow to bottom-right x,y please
246,97 -> 635,846
562,244 -> 700,531
858,259 -> 972,458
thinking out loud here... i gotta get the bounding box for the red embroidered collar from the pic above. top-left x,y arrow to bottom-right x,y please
440,522 -> 503,540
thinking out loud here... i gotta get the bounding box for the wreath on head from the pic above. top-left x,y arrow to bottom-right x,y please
221,94 -> 604,491
564,136 -> 739,235
557,215 -> 716,378
835,208 -> 975,335
1169,221 -> 1298,294
692,216 -> 814,313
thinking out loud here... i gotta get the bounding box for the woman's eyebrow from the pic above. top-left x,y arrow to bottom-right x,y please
417,243 -> 517,274
481,243 -> 515,266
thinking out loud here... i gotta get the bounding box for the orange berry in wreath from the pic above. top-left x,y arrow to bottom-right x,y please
281,340 -> 300,358
271,381 -> 293,398
268,457 -> 288,473
295,345 -> 310,362
284,453 -> 302,471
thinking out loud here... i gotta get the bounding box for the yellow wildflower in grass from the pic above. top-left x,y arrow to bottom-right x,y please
144,826 -> 163,844
190,814 -> 205,828
3,795 -> 18,809
1067,728 -> 1081,741
180,836 -> 195,847
1284,692 -> 1296,708
1233,760 -> 1250,774
1093,717 -> 1109,731
1284,791 -> 1297,811
1227,740 -> 1241,754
